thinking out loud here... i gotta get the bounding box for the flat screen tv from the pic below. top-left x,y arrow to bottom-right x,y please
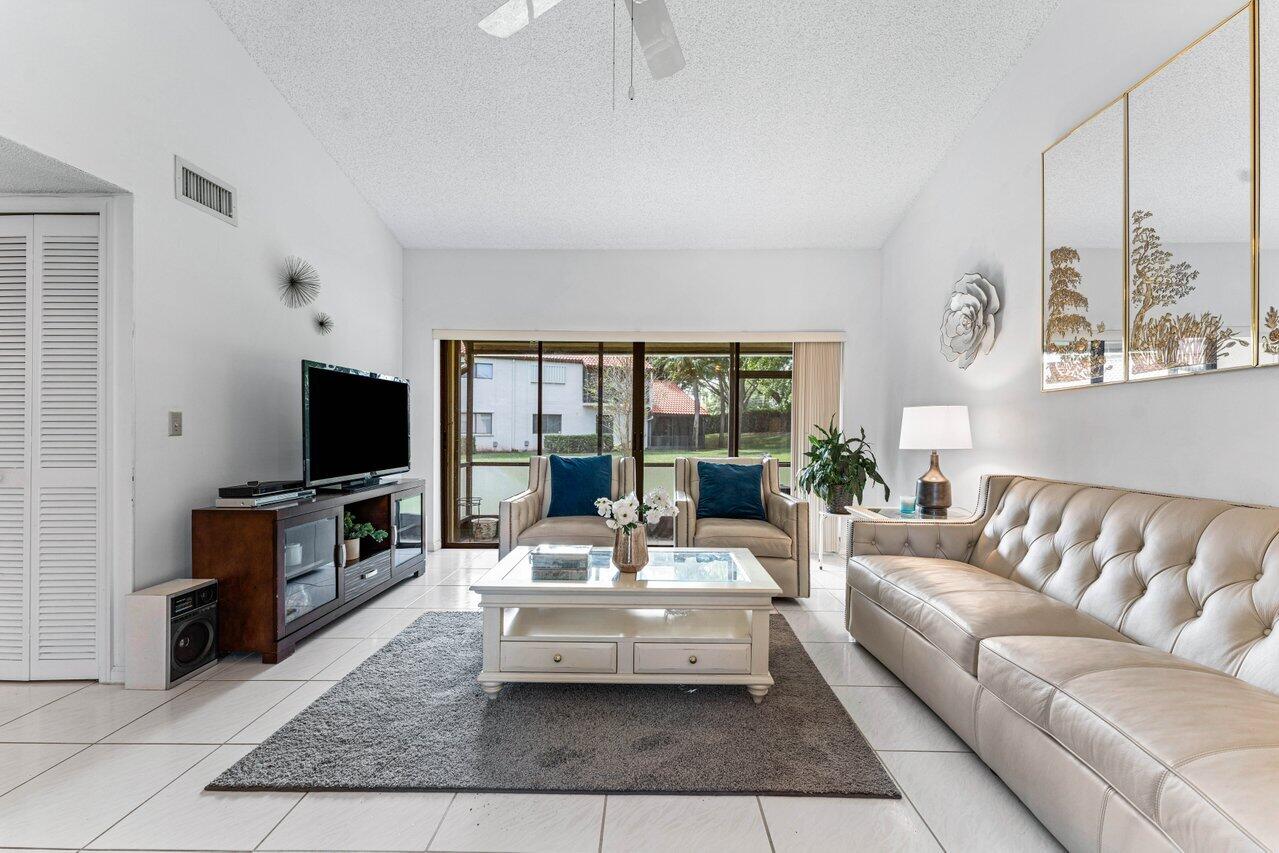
303,360 -> 410,488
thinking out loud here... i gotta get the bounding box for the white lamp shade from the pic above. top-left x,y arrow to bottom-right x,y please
899,406 -> 972,450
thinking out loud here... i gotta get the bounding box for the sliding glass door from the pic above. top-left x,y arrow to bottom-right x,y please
442,340 -> 792,547
445,340 -> 536,545
739,344 -> 794,488
641,344 -> 731,535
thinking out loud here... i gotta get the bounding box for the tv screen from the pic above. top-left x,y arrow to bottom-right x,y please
303,361 -> 410,487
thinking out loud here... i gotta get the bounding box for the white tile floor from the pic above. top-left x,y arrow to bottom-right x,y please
0,550 -> 1062,853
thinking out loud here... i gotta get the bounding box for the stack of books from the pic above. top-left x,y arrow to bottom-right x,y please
528,544 -> 591,569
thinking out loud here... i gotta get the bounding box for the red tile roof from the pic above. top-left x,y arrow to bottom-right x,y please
650,380 -> 707,415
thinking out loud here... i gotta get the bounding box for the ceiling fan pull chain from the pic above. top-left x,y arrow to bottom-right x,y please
628,0 -> 635,101
616,0 -> 621,109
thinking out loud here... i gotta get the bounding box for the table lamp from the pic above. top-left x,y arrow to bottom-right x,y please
899,406 -> 972,517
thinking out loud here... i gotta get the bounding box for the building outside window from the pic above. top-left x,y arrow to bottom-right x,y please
534,414 -> 563,434
473,361 -> 493,379
472,412 -> 493,435
540,363 -> 567,384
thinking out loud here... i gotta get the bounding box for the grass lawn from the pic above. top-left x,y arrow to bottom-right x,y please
470,438 -> 791,466
460,434 -> 794,514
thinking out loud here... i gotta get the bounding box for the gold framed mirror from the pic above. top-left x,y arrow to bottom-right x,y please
1260,0 -> 1279,364
1126,5 -> 1254,380
1042,99 -> 1126,389
1042,2 -> 1263,391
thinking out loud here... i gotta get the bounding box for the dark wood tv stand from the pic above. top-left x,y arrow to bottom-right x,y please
192,478 -> 426,663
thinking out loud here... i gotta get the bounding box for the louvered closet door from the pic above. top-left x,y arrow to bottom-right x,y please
30,215 -> 102,679
0,217 -> 33,680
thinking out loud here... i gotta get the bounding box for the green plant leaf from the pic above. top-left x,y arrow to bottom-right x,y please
796,419 -> 888,508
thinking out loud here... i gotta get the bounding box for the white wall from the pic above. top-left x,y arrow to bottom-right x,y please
879,0 -> 1277,507
404,248 -> 884,543
0,0 -> 404,671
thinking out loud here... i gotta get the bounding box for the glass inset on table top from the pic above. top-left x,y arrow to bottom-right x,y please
506,549 -> 746,584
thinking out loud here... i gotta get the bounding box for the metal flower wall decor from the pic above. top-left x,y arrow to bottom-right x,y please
279,256 -> 321,308
939,273 -> 1002,369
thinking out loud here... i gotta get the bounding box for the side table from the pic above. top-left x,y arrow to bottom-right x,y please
844,505 -> 971,521
816,509 -> 852,569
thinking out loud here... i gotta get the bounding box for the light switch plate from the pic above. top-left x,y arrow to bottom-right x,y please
168,410 -> 183,436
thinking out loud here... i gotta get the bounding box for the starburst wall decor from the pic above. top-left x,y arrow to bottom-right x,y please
279,256 -> 321,308
313,312 -> 334,335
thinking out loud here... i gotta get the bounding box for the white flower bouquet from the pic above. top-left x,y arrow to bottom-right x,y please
594,488 -> 678,534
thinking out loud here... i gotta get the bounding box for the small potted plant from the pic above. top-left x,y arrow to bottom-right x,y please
594,489 -> 678,573
796,418 -> 890,513
343,511 -> 388,563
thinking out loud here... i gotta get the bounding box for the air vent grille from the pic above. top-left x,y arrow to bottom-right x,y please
174,157 -> 236,225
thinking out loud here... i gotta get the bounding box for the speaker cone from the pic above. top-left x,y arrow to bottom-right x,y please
173,620 -> 212,666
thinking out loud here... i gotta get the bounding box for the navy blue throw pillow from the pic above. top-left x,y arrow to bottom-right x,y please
696,461 -> 767,521
547,454 -> 613,518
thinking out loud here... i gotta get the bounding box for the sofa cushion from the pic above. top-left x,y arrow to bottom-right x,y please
517,515 -> 615,547
694,517 -> 791,559
979,635 -> 1279,850
695,460 -> 767,521
546,454 -> 613,518
848,555 -> 1127,674
849,554 -> 1001,603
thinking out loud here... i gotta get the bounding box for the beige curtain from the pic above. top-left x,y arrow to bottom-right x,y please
791,342 -> 843,553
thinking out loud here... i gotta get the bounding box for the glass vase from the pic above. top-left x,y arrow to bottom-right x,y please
612,526 -> 649,574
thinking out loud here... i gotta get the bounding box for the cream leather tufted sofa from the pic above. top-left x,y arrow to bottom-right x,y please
498,456 -> 635,557
847,474 -> 1279,852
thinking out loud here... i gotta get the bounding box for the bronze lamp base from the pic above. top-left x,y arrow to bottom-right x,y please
915,450 -> 952,517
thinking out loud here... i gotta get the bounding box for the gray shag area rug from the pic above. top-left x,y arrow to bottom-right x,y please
208,610 -> 898,798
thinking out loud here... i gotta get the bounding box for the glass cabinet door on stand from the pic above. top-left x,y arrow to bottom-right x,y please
393,490 -> 425,578
281,509 -> 342,628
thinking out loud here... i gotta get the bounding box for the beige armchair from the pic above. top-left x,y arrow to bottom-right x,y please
673,456 -> 809,597
498,456 -> 636,557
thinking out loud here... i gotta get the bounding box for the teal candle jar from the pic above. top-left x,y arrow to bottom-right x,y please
899,495 -> 917,515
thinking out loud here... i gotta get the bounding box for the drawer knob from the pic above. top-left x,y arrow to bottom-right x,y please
688,655 -> 698,664
553,653 -> 563,663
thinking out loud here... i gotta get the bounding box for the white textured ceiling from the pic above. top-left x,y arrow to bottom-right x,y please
208,0 -> 1059,249
0,135 -> 123,194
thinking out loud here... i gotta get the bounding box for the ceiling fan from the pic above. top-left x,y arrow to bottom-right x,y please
478,0 -> 686,81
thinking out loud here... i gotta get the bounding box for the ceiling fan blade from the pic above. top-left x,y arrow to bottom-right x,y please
624,0 -> 685,80
479,0 -> 567,38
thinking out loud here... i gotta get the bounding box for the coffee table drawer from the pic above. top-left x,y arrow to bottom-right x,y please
500,641 -> 617,673
634,643 -> 751,675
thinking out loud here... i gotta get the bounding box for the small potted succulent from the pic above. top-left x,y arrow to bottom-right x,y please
594,489 -> 678,573
343,511 -> 388,563
796,418 -> 889,513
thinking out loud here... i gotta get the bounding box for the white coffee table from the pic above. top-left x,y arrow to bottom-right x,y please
470,547 -> 782,703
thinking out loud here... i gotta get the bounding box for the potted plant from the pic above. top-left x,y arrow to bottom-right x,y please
343,511 -> 388,563
796,418 -> 890,513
